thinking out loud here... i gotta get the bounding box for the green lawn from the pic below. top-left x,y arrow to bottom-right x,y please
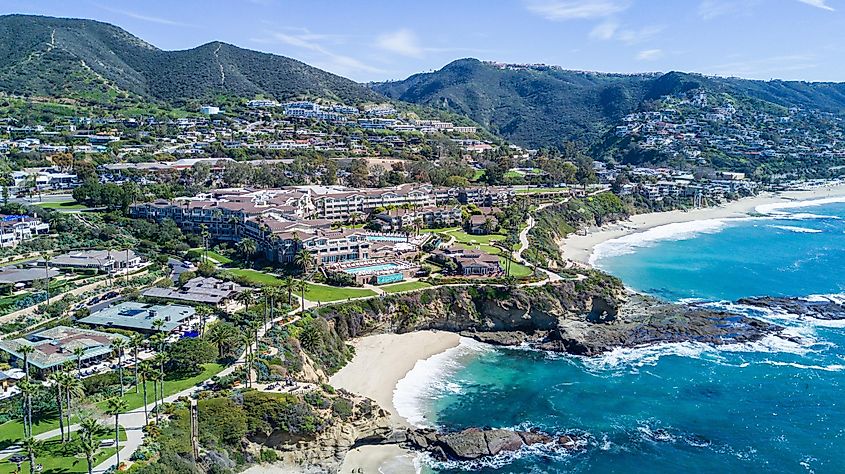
0,428 -> 126,474
33,201 -> 87,210
446,230 -> 505,245
421,226 -> 460,234
0,417 -> 67,449
501,258 -> 534,278
304,283 -> 375,302
98,363 -> 225,411
380,281 -> 432,293
226,268 -> 284,286
189,248 -> 233,265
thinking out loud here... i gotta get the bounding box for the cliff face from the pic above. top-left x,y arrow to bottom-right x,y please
319,278 -> 779,357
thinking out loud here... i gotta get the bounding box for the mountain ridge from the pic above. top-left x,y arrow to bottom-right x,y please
0,14 -> 382,105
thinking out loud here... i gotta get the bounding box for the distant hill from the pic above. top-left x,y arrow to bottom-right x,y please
0,14 -> 382,105
375,59 -> 845,149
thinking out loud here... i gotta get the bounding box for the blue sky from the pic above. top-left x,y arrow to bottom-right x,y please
3,0 -> 843,82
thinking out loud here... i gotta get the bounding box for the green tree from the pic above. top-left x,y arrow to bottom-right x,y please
105,397 -> 128,468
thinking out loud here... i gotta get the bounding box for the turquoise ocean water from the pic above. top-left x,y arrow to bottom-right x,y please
398,198 -> 845,474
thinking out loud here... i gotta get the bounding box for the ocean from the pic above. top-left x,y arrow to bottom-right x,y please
395,197 -> 845,474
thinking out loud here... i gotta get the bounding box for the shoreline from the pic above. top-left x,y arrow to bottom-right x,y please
329,330 -> 462,474
561,183 -> 845,266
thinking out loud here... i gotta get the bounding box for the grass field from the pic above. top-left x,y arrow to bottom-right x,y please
189,248 -> 233,265
0,428 -> 126,474
34,201 -> 87,210
226,268 -> 284,286
501,258 -> 534,278
304,283 -> 375,302
97,363 -> 225,412
445,230 -> 505,245
380,281 -> 432,293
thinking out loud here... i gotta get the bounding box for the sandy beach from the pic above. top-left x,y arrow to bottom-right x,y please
331,330 -> 462,474
561,183 -> 845,265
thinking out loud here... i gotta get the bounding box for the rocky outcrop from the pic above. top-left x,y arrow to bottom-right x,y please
404,428 -> 581,461
254,395 -> 392,473
738,296 -> 845,320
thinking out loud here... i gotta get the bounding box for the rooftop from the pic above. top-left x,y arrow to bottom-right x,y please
78,301 -> 195,332
0,326 -> 128,370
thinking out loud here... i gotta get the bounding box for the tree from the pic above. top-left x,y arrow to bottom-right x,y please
130,333 -> 145,393
208,322 -> 239,358
77,417 -> 101,474
47,372 -> 66,442
17,378 -> 36,438
105,397 -> 128,468
19,436 -> 41,474
294,249 -> 315,275
73,346 -> 85,375
235,290 -> 255,313
111,338 -> 127,396
280,276 -> 296,306
196,305 -> 214,336
40,252 -> 52,310
236,237 -> 257,259
18,345 -> 34,378
64,374 -> 83,435
139,362 -> 151,426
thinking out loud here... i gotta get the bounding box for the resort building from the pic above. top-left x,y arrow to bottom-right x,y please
373,206 -> 462,232
431,246 -> 502,277
0,326 -> 128,377
41,249 -> 142,273
0,214 -> 50,248
142,276 -> 245,306
78,302 -> 196,334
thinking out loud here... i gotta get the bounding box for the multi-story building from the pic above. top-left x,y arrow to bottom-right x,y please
0,215 -> 49,248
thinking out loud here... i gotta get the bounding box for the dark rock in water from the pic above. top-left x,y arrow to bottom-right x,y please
405,428 -> 570,461
461,330 -> 530,346
737,296 -> 845,320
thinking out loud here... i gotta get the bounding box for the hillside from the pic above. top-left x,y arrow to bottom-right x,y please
0,14 -> 382,106
375,59 -> 845,150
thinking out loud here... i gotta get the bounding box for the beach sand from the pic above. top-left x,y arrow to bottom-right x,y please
561,183 -> 845,265
331,330 -> 462,474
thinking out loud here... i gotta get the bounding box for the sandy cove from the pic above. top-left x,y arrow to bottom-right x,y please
331,331 -> 461,474
561,183 -> 845,265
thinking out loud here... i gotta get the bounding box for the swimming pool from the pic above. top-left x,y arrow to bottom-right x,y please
366,235 -> 407,242
343,263 -> 400,274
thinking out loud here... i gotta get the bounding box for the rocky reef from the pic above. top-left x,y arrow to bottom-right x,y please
402,427 -> 583,462
738,295 -> 845,320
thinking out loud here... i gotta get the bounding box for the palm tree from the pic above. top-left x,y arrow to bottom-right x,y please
241,332 -> 253,388
195,305 -> 213,336
294,279 -> 308,311
73,346 -> 85,376
111,338 -> 127,396
17,378 -> 35,438
19,436 -> 40,474
199,224 -> 210,264
151,318 -> 165,333
236,237 -> 257,260
235,290 -> 255,313
64,374 -> 83,433
105,397 -> 128,468
47,372 -> 66,442
130,333 -> 144,393
280,276 -> 296,306
138,362 -> 151,426
77,417 -> 101,474
208,322 -> 237,358
294,249 -> 315,275
17,345 -> 34,378
40,252 -> 52,310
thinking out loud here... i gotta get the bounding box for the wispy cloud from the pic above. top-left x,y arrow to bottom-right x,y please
376,29 -> 424,57
94,4 -> 196,27
704,54 -> 818,78
590,20 -> 662,43
797,0 -> 835,11
525,0 -> 629,20
636,48 -> 664,61
697,0 -> 760,20
251,28 -> 384,76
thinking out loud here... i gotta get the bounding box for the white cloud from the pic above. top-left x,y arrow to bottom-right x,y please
636,48 -> 664,60
95,4 -> 196,27
704,54 -> 818,78
697,0 -> 759,20
376,29 -> 424,57
589,21 -> 619,40
525,0 -> 629,20
797,0 -> 835,10
591,21 -> 662,43
252,29 -> 383,77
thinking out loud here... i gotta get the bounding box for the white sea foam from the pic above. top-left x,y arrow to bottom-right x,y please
761,360 -> 845,372
755,196 -> 845,215
393,337 -> 491,428
770,225 -> 823,234
589,219 -> 731,266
